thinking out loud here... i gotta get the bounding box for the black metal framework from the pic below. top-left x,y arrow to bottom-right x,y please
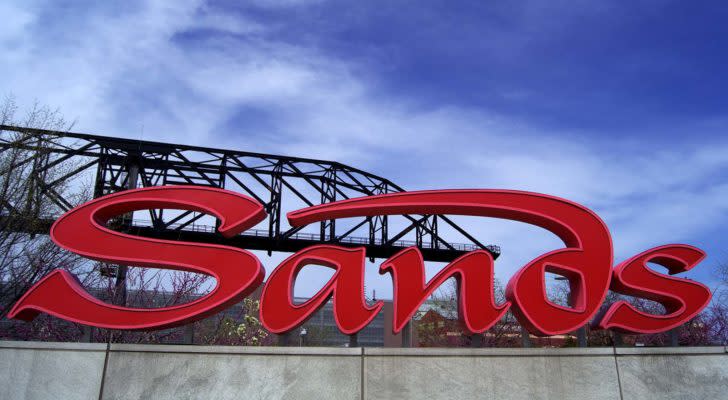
0,125 -> 499,262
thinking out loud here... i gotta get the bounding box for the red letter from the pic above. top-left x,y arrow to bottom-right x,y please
259,245 -> 382,334
8,186 -> 266,330
381,247 -> 508,334
288,190 -> 613,336
594,245 -> 711,334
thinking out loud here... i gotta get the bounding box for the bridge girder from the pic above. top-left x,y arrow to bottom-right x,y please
0,125 -> 500,262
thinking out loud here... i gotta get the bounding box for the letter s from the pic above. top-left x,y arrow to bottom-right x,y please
594,245 -> 711,334
8,186 -> 266,330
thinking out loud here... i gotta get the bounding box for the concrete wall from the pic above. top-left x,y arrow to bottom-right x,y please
1,341 -> 726,400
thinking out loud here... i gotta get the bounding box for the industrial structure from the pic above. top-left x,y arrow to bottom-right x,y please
0,125 -> 499,262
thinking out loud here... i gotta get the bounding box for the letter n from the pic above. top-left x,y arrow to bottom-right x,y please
381,247 -> 509,334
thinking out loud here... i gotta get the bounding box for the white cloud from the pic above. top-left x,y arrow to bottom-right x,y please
2,1 -> 727,299
245,0 -> 326,9
0,3 -> 34,43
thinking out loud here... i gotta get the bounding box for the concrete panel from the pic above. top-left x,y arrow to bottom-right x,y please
2,341 -> 727,400
0,341 -> 107,400
363,348 -> 620,400
614,346 -> 725,355
616,347 -> 728,400
101,344 -> 362,400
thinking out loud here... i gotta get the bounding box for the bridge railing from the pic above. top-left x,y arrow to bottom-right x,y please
127,218 -> 501,254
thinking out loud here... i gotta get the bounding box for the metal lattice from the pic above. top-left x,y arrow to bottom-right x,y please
0,125 -> 500,262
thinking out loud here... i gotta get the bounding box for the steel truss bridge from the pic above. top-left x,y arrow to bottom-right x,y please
0,125 -> 499,263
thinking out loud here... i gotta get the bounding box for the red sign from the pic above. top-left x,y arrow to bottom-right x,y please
8,186 -> 711,336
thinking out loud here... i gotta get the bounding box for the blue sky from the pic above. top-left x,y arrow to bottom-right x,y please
2,0 -> 728,299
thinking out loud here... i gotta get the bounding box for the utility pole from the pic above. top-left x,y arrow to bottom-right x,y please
554,276 -> 587,347
113,163 -> 139,308
402,320 -> 412,347
520,326 -> 532,348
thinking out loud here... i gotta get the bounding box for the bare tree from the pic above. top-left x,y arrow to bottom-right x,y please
0,99 -> 271,344
415,277 -> 522,347
0,96 -> 92,320
552,268 -> 728,347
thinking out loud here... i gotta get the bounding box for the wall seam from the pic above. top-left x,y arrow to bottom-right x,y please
97,341 -> 111,400
612,347 -> 624,400
360,348 -> 365,400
